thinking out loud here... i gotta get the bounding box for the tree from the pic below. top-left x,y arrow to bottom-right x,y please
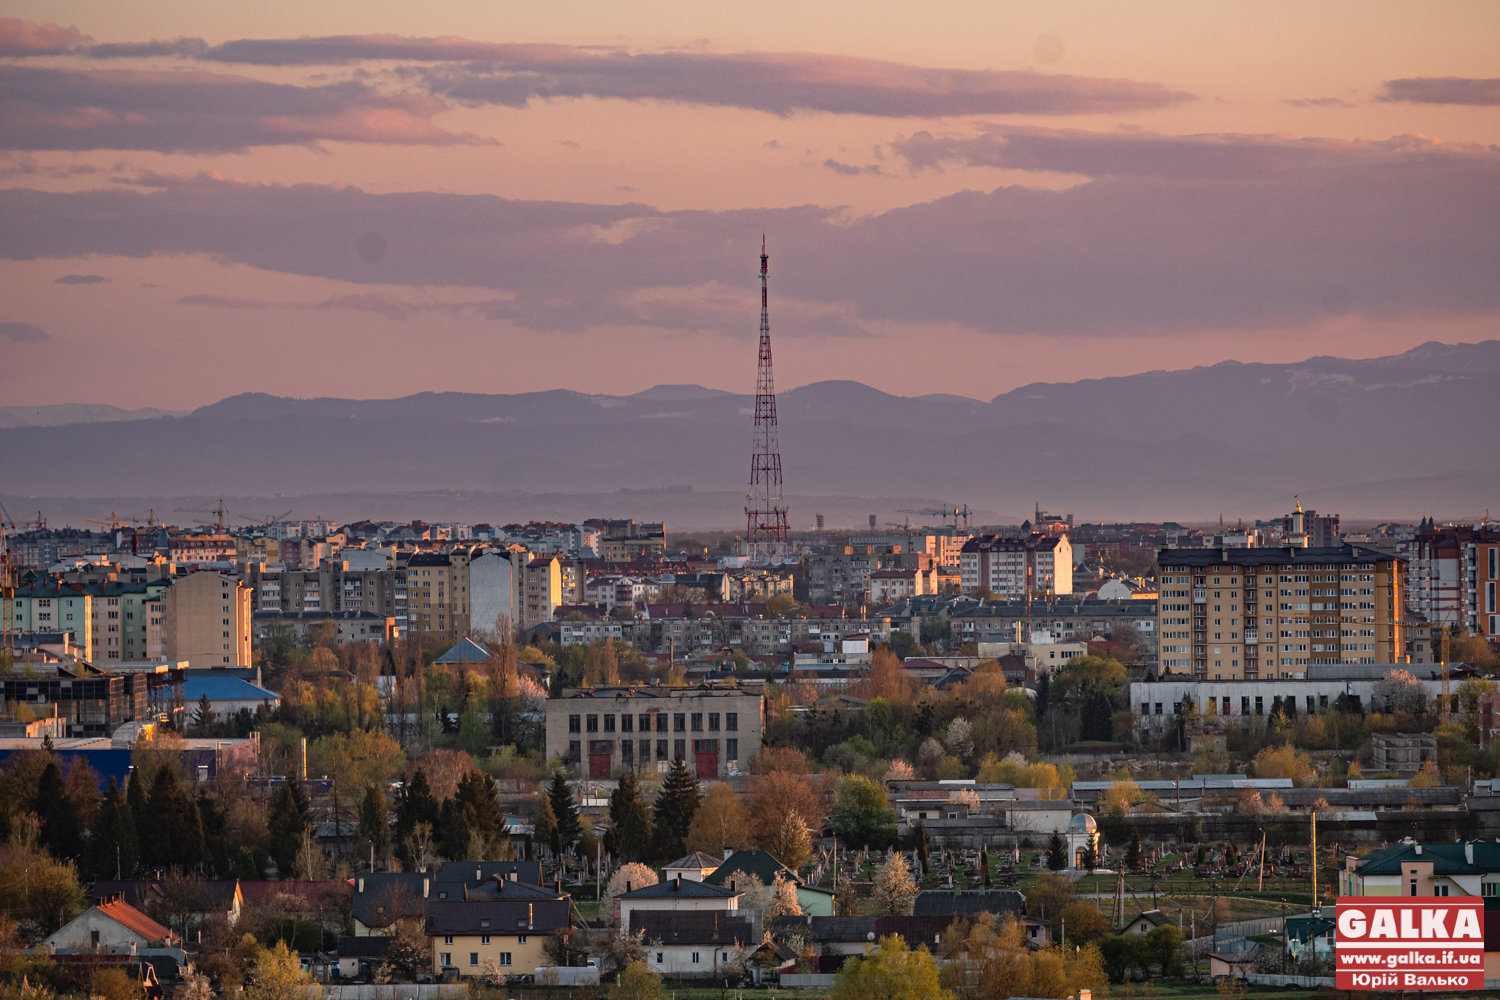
830,774 -> 898,849
1054,901 -> 1111,947
769,811 -> 813,872
1080,837 -> 1099,874
871,852 -> 918,916
172,966 -> 213,1000
747,770 -> 824,851
192,694 -> 217,737
1028,872 -> 1074,921
374,917 -> 428,982
454,770 -> 505,841
831,935 -> 949,1000
765,871 -> 803,921
547,770 -> 582,851
247,941 -> 311,1000
609,771 -> 653,862
358,785 -> 389,862
1125,826 -> 1144,870
34,762 -> 81,861
88,777 -> 138,879
979,845 -> 992,888
684,782 -> 748,855
534,793 -> 560,857
266,781 -> 310,878
1046,829 -> 1068,871
1098,934 -> 1151,984
140,765 -> 207,869
603,863 -> 658,926
1250,745 -> 1316,785
650,757 -> 699,860
1375,668 -> 1427,714
611,960 -> 663,1000
1144,924 -> 1185,976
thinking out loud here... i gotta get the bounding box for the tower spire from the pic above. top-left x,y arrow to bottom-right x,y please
745,237 -> 789,556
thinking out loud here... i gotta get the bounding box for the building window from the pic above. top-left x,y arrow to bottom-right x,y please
726,739 -> 738,760
621,714 -> 633,733
621,739 -> 633,760
518,936 -> 527,944
691,713 -> 703,732
656,740 -> 668,760
674,738 -> 686,760
1410,879 -> 1418,896
444,936 -> 454,945
674,713 -> 686,732
469,953 -> 479,966
481,936 -> 490,945
440,953 -> 451,967
568,714 -> 581,733
498,953 -> 511,966
604,714 -> 616,732
709,713 -> 720,731
587,714 -> 598,732
726,712 -> 738,731
639,713 -> 652,732
656,953 -> 664,964
692,952 -> 700,964
569,740 -> 581,761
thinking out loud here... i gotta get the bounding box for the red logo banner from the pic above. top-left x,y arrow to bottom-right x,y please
1336,897 -> 1485,990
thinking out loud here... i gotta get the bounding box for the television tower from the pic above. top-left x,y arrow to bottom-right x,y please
745,237 -> 789,557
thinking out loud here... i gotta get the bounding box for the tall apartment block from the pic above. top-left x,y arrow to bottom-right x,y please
959,533 -> 1072,598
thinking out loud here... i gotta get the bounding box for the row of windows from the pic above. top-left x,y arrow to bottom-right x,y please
570,738 -> 739,760
569,712 -> 737,734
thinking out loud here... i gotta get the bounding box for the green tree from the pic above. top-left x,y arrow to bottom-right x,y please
1145,924 -> 1185,976
394,769 -> 441,869
650,758 -> 698,860
1046,829 -> 1067,871
1080,837 -> 1098,873
358,784 -> 389,862
547,770 -> 582,851
831,935 -> 950,1000
454,770 -> 505,840
35,762 -> 81,861
609,771 -> 653,862
1054,901 -> 1112,947
535,792 -> 560,857
1097,934 -> 1151,984
913,821 -> 930,874
191,694 -> 217,736
88,777 -> 138,879
611,959 -> 663,1000
830,773 -> 898,849
266,781 -> 310,878
140,765 -> 207,869
979,845 -> 991,888
248,940 -> 311,1000
1124,826 -> 1144,870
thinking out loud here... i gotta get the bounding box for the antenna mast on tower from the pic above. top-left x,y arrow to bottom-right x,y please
745,237 -> 789,558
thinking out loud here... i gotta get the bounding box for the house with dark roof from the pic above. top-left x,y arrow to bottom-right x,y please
335,935 -> 392,980
1339,839 -> 1500,897
434,638 -> 493,665
634,911 -> 756,979
1119,908 -> 1171,937
428,861 -> 545,900
351,873 -> 430,935
770,915 -> 877,958
911,889 -> 1025,921
425,884 -> 570,979
45,899 -> 180,950
705,848 -> 837,916
665,852 -> 724,882
618,874 -> 742,934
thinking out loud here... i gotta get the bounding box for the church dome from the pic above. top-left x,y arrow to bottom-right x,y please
1068,812 -> 1098,834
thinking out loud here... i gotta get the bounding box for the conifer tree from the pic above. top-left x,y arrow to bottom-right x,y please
651,757 -> 698,860
267,780 -> 310,877
89,777 -> 139,879
547,770 -> 581,851
455,770 -> 505,840
359,785 -> 389,861
1125,826 -> 1144,870
979,845 -> 991,888
609,771 -> 653,863
1046,829 -> 1068,871
394,769 -> 441,869
535,793 -> 560,858
141,766 -> 207,869
1081,838 -> 1099,873
35,761 -> 81,860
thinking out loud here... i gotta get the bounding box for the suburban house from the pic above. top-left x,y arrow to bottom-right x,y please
426,880 -> 571,978
1120,908 -> 1171,937
912,889 -> 1025,922
664,852 -> 724,883
617,875 -> 742,934
428,861 -> 545,901
46,898 -> 180,950
351,873 -> 430,936
704,848 -> 836,916
1338,839 -> 1500,897
634,911 -> 756,979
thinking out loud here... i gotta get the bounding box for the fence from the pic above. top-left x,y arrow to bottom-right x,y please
1245,973 -> 1334,988
295,987 -> 468,1000
779,974 -> 838,988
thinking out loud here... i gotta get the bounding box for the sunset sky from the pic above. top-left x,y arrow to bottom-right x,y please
2,1 -> 1497,409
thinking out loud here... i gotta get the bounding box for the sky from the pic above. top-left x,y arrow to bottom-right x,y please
1,1 -> 1497,409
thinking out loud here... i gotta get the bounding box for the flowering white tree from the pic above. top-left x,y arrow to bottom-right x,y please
884,760 -> 916,781
871,851 -> 918,916
945,717 -> 974,758
603,862 -> 659,926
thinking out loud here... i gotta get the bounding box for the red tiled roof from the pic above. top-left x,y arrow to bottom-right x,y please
95,899 -> 179,945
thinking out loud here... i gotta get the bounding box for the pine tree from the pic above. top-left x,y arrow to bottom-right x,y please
89,777 -> 138,879
650,758 -> 698,861
35,761 -> 81,860
1081,837 -> 1099,873
1125,826 -> 1144,870
979,846 -> 991,888
267,781 -> 310,878
455,770 -> 505,840
192,694 -> 216,736
914,822 -> 930,875
438,797 -> 472,860
1046,829 -> 1068,871
394,769 -> 441,869
141,766 -> 207,869
127,767 -> 148,831
359,785 -> 389,861
535,793 -> 560,858
547,771 -> 581,852
610,771 -> 653,863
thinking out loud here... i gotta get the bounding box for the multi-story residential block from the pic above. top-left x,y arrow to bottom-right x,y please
1156,541 -> 1404,681
405,550 -> 472,643
8,581 -> 95,660
545,684 -> 765,779
869,566 -> 959,605
948,598 -> 1155,647
1406,525 -> 1500,639
959,533 -> 1073,598
589,520 -> 666,563
805,545 -> 905,606
252,610 -> 398,646
168,533 -> 237,566
91,581 -> 167,662
469,547 -> 525,638
4,528 -> 116,571
522,555 -> 562,628
163,571 -> 254,668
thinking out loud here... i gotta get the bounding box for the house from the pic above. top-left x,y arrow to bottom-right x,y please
336,936 -> 391,980
1021,915 -> 1051,948
617,874 -> 742,934
1209,950 -> 1258,978
1120,908 -> 1171,937
45,898 -> 180,950
769,915 -> 876,958
351,873 -> 430,936
180,674 -> 281,716
428,861 -> 545,901
1337,839 -> 1500,897
912,890 -> 1025,921
664,852 -> 723,883
88,879 -> 243,934
634,911 -> 756,979
433,638 -> 493,665
426,881 -> 571,977
704,848 -> 836,916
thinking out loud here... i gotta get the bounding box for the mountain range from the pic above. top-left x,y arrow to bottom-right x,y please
3,340 -> 1496,527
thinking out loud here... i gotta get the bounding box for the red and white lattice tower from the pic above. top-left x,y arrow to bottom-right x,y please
745,238 -> 789,554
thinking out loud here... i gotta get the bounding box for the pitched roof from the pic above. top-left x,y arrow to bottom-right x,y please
238,880 -> 351,910
1126,909 -> 1171,929
424,899 -> 570,935
429,861 -> 545,895
704,848 -> 801,887
434,638 -> 492,664
633,911 -> 755,946
771,915 -> 876,942
666,852 -> 724,871
94,900 -> 179,945
1352,842 -> 1488,876
182,675 -> 279,703
911,890 -> 1025,918
875,915 -> 962,946
351,873 -> 429,928
621,876 -> 740,899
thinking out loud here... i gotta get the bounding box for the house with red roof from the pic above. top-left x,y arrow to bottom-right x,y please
45,898 -> 180,950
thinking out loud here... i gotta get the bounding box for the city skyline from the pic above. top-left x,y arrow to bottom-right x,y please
2,2 -> 1497,407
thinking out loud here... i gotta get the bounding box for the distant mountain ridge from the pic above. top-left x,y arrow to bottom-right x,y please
3,341 -> 1496,522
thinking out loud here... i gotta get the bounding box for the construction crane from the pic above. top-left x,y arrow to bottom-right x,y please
85,511 -> 132,530
237,508 -> 293,527
174,500 -> 229,531
897,504 -> 972,531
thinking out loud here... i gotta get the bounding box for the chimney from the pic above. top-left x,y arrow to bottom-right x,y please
509,872 -> 517,882
724,847 -> 733,861
357,878 -> 364,893
730,879 -> 737,893
626,882 -> 632,894
675,874 -> 682,890
1414,843 -> 1422,855
1079,991 -> 1092,1000
476,867 -> 482,881
422,878 -> 429,898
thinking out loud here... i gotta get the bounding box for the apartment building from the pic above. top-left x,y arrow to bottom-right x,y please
1156,543 -> 1404,681
92,581 -> 167,662
869,565 -> 959,606
163,571 -> 254,668
805,545 -> 905,606
545,684 -> 765,779
948,599 -> 1156,647
589,520 -> 666,563
1406,525 -> 1500,639
959,533 -> 1073,597
405,551 -> 472,643
168,533 -> 237,566
8,581 -> 96,661
522,555 -> 562,628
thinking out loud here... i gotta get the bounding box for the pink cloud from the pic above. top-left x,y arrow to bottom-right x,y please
0,17 -> 87,56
